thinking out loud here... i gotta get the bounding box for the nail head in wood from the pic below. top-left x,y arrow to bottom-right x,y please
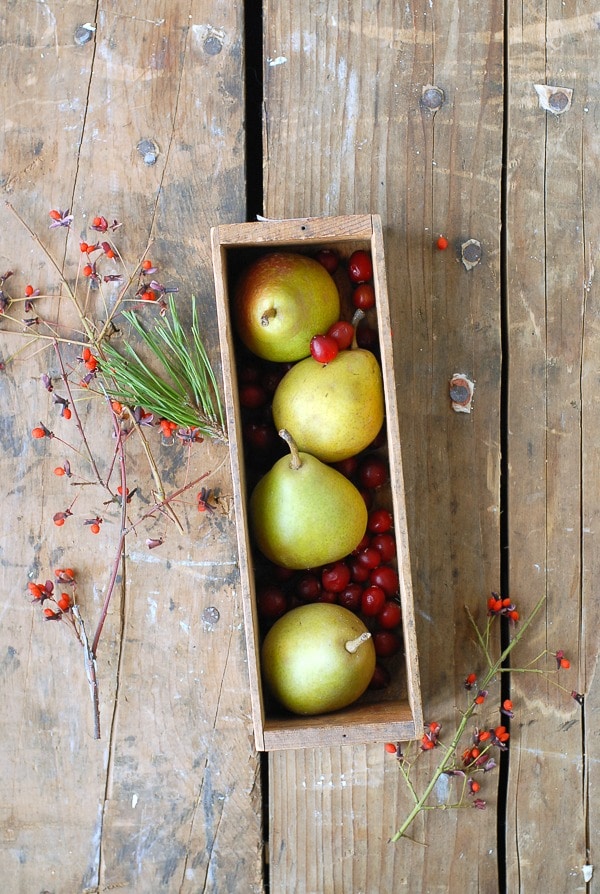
74,23 -> 95,46
137,138 -> 160,166
421,85 -> 445,111
533,84 -> 573,115
461,239 -> 482,270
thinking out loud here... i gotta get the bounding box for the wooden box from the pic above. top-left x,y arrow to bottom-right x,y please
211,215 -> 422,751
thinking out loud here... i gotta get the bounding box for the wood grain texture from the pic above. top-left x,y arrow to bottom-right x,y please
264,1 -> 503,890
0,2 -> 263,892
504,2 -> 598,890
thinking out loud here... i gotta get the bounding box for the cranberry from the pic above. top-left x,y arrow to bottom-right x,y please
352,283 -> 375,310
257,585 -> 287,620
358,454 -> 389,490
361,585 -> 386,616
327,320 -> 354,350
333,455 -> 359,479
296,573 -> 322,602
369,565 -> 399,596
356,321 -> 379,351
243,421 -> 277,453
321,561 -> 351,592
261,366 -> 287,394
352,533 -> 371,554
368,508 -> 393,534
377,600 -> 402,630
315,248 -> 339,273
310,334 -> 339,364
348,557 -> 370,583
371,533 -> 396,563
348,249 -> 373,284
239,383 -> 268,409
372,630 -> 402,658
338,583 -> 363,612
357,546 -> 382,570
368,663 -> 391,690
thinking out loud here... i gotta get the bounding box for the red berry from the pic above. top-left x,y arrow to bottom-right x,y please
90,523 -> 101,534
369,663 -> 391,690
333,456 -> 359,479
356,321 -> 378,351
348,557 -> 370,583
296,573 -> 322,602
357,546 -> 382,570
358,455 -> 389,489
338,583 -> 363,612
310,334 -> 339,364
257,585 -> 287,620
32,426 -> 47,439
327,320 -> 354,350
352,283 -> 376,311
384,742 -> 398,754
371,533 -> 396,563
369,564 -> 399,596
243,421 -> 277,453
142,258 -> 153,271
352,533 -> 371,554
24,284 -> 35,297
436,235 -> 449,250
57,594 -> 71,612
361,585 -> 386,616
378,600 -> 402,629
83,264 -> 93,277
367,508 -> 393,534
348,250 -> 373,284
239,383 -> 268,409
315,248 -> 339,273
321,561 -> 351,593
373,631 -> 402,657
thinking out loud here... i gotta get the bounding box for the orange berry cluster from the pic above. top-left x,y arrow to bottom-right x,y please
27,568 -> 76,621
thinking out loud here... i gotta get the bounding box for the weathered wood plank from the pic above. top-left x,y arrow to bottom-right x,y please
264,1 -> 503,890
504,3 -> 598,890
0,2 -> 263,891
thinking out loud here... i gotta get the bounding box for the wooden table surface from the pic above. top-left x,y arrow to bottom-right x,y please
1,2 -> 597,892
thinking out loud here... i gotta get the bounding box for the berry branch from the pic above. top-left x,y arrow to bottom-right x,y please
386,593 -> 582,843
4,203 -> 229,738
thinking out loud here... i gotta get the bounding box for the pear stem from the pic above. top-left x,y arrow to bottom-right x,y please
345,631 -> 372,654
278,428 -> 303,470
261,306 -> 277,327
350,308 -> 365,349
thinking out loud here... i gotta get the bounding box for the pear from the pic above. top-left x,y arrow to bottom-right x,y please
233,252 -> 340,362
261,603 -> 376,715
271,316 -> 384,462
249,430 -> 368,569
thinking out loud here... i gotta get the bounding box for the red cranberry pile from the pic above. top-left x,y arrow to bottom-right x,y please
236,247 -> 402,694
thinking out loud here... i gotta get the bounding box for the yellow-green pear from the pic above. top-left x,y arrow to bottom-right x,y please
233,252 -> 340,362
261,603 -> 376,715
249,430 -> 368,569
272,325 -> 384,463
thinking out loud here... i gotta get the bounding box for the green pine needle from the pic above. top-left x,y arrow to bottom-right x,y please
101,296 -> 227,441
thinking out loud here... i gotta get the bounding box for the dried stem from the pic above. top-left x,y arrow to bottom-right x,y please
390,594 -> 547,843
54,340 -> 104,485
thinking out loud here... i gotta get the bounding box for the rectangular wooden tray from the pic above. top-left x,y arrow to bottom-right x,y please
211,214 -> 422,750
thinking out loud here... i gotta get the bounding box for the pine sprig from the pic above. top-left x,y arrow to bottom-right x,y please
101,296 -> 227,441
